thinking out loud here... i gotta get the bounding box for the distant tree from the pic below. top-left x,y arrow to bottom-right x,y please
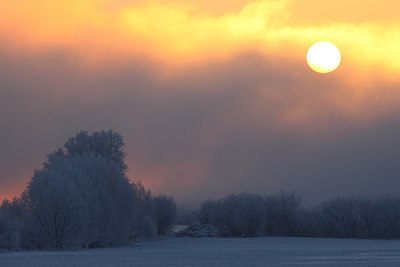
315,196 -> 400,239
371,196 -> 400,238
232,193 -> 266,237
134,181 -> 157,239
0,198 -> 25,217
199,193 -> 266,237
0,198 -> 23,249
295,207 -> 321,237
264,192 -> 301,236
316,197 -> 366,238
198,192 -> 302,238
154,195 -> 177,235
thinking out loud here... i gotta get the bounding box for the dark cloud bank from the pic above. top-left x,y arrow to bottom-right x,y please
1,48 -> 400,207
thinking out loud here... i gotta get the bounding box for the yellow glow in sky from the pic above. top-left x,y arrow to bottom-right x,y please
0,0 -> 399,75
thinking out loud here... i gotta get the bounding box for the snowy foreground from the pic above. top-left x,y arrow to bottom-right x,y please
2,237 -> 400,267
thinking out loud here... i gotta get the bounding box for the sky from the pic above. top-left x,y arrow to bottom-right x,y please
1,0 -> 400,207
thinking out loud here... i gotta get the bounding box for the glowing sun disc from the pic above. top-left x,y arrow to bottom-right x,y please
306,42 -> 341,73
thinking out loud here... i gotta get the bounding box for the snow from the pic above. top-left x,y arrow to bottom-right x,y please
1,237 -> 400,266
172,224 -> 189,233
175,224 -> 219,237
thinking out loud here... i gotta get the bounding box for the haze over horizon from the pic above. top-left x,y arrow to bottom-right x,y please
1,0 -> 400,207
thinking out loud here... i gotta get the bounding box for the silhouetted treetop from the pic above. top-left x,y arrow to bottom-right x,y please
63,130 -> 126,170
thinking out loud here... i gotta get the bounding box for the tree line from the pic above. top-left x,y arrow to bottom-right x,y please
0,130 -> 177,250
196,192 -> 400,239
1,130 -> 399,250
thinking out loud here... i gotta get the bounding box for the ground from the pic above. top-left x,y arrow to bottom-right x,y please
1,237 -> 400,266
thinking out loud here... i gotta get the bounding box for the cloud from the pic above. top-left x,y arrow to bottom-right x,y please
1,0 -> 400,74
1,45 -> 400,205
1,0 -> 400,205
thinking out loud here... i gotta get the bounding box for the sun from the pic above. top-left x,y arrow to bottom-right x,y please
306,42 -> 341,73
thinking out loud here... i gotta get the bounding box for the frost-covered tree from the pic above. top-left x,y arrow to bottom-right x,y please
314,196 -> 400,239
198,192 -> 301,237
0,130 -> 177,250
371,196 -> 400,238
23,131 -> 138,248
24,162 -> 88,248
199,193 -> 266,237
154,195 -> 177,235
134,181 -> 157,239
18,130 -> 173,249
63,130 -> 126,170
316,197 -> 365,238
264,192 -> 301,236
0,198 -> 24,249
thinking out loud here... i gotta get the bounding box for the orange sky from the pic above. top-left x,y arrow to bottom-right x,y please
1,0 -> 400,205
1,0 -> 400,71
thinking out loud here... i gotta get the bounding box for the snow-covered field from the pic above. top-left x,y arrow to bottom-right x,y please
1,237 -> 400,266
